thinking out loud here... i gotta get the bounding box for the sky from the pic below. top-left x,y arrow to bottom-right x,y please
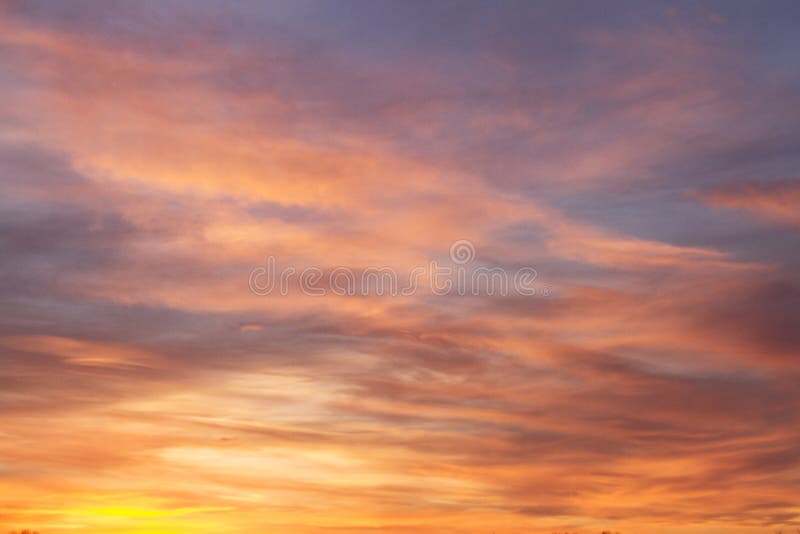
1,1 -> 800,533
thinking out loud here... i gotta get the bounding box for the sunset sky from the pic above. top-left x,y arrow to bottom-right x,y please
1,1 -> 800,533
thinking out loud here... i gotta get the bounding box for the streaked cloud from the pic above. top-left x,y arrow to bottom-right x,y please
1,1 -> 799,533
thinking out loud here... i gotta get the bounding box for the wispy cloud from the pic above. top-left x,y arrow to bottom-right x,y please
1,1 -> 800,533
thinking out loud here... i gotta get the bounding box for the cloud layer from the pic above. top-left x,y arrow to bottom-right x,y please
1,2 -> 799,533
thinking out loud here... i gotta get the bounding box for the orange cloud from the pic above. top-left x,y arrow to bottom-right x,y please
1,3 -> 799,534
701,180 -> 800,226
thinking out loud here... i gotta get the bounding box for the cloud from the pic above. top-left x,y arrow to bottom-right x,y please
701,179 -> 800,226
1,2 -> 800,533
